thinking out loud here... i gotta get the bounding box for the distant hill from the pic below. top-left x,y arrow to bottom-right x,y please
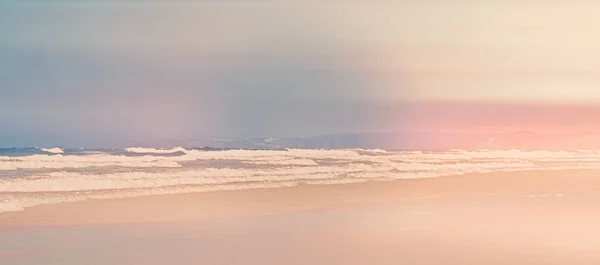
194,132 -> 600,150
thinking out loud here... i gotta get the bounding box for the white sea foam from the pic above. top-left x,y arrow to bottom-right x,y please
244,158 -> 319,166
3,148 -> 600,212
41,147 -> 64,154
0,154 -> 182,170
125,147 -> 188,154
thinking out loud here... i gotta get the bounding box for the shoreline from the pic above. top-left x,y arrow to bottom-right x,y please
2,169 -> 598,228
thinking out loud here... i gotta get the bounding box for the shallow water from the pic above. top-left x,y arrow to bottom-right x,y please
4,148 -> 600,212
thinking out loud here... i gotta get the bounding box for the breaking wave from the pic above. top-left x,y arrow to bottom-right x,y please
40,147 -> 64,154
2,148 -> 600,212
125,147 -> 188,154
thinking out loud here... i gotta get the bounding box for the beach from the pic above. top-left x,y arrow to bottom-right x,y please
3,169 -> 600,264
6,0 -> 600,263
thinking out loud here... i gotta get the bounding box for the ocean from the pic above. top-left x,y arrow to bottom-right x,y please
2,147 -> 600,212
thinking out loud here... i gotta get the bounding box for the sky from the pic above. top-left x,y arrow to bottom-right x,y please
2,1 -> 600,147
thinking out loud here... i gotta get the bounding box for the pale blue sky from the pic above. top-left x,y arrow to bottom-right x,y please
0,2 -> 408,147
2,1 -> 600,147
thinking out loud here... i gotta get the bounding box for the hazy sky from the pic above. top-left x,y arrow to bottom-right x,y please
2,1 -> 600,146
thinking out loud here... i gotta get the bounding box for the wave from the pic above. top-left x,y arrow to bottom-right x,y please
3,148 -> 600,212
0,147 -> 117,157
40,147 -> 64,154
125,147 -> 188,154
2,148 -> 600,172
0,160 -> 547,193
0,147 -> 45,157
0,154 -> 182,170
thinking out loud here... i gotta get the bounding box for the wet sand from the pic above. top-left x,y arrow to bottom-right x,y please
3,169 -> 600,264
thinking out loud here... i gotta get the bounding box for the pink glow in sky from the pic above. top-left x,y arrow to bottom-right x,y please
2,1 -> 600,146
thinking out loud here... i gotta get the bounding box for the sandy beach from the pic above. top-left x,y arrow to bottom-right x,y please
3,169 -> 600,264
6,0 -> 600,263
